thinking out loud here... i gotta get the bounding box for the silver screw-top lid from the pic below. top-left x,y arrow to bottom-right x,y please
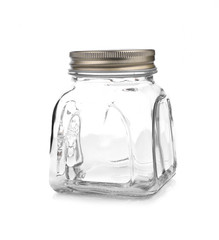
69,49 -> 156,72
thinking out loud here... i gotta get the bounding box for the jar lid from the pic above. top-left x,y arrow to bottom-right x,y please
69,49 -> 156,72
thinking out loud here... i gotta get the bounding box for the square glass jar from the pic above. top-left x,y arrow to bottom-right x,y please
49,50 -> 177,197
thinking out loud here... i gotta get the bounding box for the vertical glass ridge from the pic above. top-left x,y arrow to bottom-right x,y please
152,95 -> 177,181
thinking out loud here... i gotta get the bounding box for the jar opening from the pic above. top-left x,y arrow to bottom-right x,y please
69,68 -> 157,78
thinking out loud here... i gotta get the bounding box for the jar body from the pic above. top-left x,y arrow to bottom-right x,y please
50,72 -> 176,197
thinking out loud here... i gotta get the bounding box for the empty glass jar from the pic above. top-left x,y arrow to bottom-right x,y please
49,49 -> 177,197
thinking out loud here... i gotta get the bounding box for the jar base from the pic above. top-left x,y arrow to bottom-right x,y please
50,166 -> 176,198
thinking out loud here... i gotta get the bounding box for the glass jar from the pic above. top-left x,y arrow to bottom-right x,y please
49,49 -> 177,197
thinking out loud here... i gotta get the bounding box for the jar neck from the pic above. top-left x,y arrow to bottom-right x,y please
69,68 -> 157,84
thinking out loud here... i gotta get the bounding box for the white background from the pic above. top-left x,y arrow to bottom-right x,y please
0,0 -> 218,239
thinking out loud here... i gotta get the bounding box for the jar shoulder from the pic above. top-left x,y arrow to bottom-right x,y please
53,82 -> 169,123
59,82 -> 166,100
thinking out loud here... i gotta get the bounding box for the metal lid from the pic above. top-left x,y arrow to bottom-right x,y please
69,49 -> 156,72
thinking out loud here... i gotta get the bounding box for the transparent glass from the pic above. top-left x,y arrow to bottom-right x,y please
49,70 -> 177,197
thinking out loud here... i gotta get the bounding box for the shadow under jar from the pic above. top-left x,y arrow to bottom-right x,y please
49,49 -> 177,197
